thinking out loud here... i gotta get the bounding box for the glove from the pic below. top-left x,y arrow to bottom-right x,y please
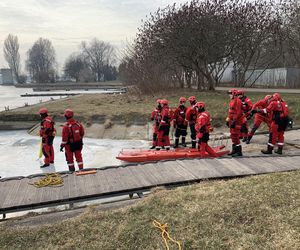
60,145 -> 64,152
226,121 -> 229,128
230,121 -> 236,128
251,109 -> 258,115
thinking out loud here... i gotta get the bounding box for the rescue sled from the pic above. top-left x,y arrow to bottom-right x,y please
116,145 -> 229,163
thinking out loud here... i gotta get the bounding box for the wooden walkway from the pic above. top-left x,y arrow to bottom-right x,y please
1,155 -> 300,216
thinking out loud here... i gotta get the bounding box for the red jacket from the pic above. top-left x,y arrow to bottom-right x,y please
228,97 -> 243,122
151,108 -> 162,127
173,105 -> 187,126
240,96 -> 253,113
40,116 -> 55,138
159,106 -> 171,127
253,99 -> 269,110
195,111 -> 212,136
263,100 -> 289,120
185,106 -> 198,125
61,118 -> 85,146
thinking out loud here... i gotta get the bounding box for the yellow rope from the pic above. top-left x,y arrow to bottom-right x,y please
153,220 -> 182,250
30,173 -> 64,188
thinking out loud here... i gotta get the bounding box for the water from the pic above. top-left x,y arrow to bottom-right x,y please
0,130 -> 149,178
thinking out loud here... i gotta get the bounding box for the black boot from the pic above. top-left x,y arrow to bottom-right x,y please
191,141 -> 196,148
232,145 -> 243,157
228,144 -> 236,156
149,145 -> 156,149
40,163 -> 50,168
173,138 -> 179,148
182,137 -> 187,147
242,137 -> 247,142
261,145 -> 273,154
275,146 -> 283,155
246,135 -> 252,144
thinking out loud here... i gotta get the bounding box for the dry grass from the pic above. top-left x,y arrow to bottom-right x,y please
0,90 -> 299,127
0,171 -> 299,249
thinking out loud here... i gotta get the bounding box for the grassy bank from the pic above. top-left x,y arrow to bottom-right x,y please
0,90 -> 299,127
1,171 -> 299,249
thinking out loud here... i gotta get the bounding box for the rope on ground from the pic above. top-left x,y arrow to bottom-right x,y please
153,219 -> 182,250
29,173 -> 64,188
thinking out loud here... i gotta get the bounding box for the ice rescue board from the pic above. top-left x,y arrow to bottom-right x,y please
116,145 -> 229,163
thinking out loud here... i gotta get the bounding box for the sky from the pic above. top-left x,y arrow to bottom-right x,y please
0,0 -> 187,73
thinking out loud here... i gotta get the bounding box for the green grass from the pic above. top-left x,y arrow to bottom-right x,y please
0,89 -> 299,127
1,171 -> 299,249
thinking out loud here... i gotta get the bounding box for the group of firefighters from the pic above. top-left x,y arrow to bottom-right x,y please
150,90 -> 290,157
38,89 -> 290,170
39,108 -> 84,171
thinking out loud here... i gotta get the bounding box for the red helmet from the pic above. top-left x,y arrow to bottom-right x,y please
179,97 -> 186,103
64,109 -> 74,118
272,93 -> 281,101
156,99 -> 161,104
188,96 -> 196,102
264,95 -> 272,102
39,108 -> 48,115
237,90 -> 244,96
228,89 -> 239,96
161,99 -> 169,106
195,101 -> 205,110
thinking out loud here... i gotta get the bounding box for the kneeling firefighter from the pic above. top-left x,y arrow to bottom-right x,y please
60,109 -> 85,171
195,102 -> 217,157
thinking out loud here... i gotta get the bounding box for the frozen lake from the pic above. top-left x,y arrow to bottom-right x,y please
0,130 -> 149,178
0,85 -> 124,111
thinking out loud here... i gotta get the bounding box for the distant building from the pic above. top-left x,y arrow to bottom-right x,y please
244,67 -> 300,88
0,68 -> 14,85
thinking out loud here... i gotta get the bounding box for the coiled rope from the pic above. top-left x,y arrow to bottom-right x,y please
30,173 -> 64,188
153,219 -> 182,250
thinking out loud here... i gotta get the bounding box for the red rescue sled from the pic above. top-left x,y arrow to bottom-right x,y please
116,145 -> 229,163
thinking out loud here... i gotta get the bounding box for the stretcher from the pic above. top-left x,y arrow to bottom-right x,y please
116,145 -> 229,163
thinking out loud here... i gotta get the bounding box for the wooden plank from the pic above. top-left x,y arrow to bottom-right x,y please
270,157 -> 299,171
0,181 -> 16,207
158,161 -> 198,181
218,158 -> 255,176
2,179 -> 24,208
126,164 -> 158,187
235,158 -> 274,174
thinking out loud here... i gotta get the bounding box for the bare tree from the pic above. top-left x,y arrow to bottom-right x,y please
64,53 -> 86,82
80,38 -> 116,82
26,38 -> 57,83
3,34 -> 21,83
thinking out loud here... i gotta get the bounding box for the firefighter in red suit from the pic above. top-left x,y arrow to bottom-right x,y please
60,109 -> 85,171
150,99 -> 162,149
237,90 -> 253,142
156,99 -> 171,150
173,97 -> 188,148
39,108 -> 56,168
246,95 -> 272,144
252,93 -> 289,154
226,89 -> 243,157
195,102 -> 217,158
186,96 -> 198,148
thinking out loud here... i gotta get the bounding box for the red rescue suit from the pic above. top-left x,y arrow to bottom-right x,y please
240,96 -> 253,139
228,97 -> 243,145
157,106 -> 171,149
195,111 -> 217,157
61,118 -> 85,171
173,105 -> 188,145
150,107 -> 162,147
39,116 -> 56,165
249,98 -> 271,137
185,106 -> 198,147
262,100 -> 289,148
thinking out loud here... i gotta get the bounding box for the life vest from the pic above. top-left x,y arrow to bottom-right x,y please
68,122 -> 83,143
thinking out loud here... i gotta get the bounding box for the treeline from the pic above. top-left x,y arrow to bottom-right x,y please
119,0 -> 300,93
2,36 -> 117,84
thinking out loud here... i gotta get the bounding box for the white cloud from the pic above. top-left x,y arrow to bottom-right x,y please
0,0 -> 188,71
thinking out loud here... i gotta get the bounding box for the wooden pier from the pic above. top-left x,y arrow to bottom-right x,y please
0,155 -> 299,217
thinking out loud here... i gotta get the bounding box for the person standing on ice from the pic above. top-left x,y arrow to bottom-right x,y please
150,99 -> 162,149
156,99 -> 171,150
185,96 -> 198,148
195,102 -> 217,158
39,107 -> 56,168
173,97 -> 188,148
60,109 -> 85,171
